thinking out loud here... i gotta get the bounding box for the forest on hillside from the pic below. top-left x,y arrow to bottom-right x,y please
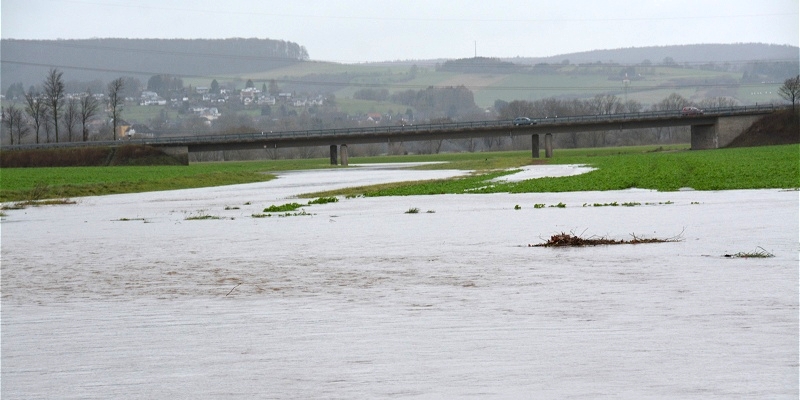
1,38 -> 309,88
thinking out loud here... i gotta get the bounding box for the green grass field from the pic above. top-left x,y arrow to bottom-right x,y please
3,144 -> 796,203
0,158 -> 334,202
306,144 -> 800,197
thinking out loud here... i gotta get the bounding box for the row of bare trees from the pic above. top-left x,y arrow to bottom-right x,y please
2,69 -> 125,145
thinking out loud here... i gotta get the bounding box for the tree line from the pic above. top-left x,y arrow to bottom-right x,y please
2,68 -> 125,145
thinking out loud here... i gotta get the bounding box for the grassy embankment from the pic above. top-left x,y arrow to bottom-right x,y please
1,144 -> 797,203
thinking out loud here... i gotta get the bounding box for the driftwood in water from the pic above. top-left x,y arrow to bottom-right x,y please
530,232 -> 681,247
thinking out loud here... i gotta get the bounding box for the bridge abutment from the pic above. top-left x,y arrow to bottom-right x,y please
158,146 -> 189,165
691,115 -> 764,149
715,114 -> 763,147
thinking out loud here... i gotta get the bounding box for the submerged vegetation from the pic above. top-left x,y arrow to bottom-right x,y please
724,247 -> 775,258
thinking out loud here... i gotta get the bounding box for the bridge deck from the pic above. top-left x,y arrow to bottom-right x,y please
1,105 -> 780,153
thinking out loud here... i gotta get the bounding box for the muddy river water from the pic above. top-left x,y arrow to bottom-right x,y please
2,164 -> 798,398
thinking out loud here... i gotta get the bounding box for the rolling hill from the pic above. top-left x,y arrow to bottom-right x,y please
2,40 -> 797,112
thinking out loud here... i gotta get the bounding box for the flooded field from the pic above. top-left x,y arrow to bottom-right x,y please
2,164 -> 798,398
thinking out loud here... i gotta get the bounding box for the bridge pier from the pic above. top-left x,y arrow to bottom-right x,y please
531,134 -> 540,158
339,144 -> 349,166
545,133 -> 553,158
330,145 -> 338,165
690,124 -> 718,149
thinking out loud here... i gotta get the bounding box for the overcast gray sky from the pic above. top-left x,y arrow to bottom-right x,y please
2,0 -> 798,63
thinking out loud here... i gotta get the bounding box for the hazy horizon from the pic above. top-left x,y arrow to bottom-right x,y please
2,0 -> 797,63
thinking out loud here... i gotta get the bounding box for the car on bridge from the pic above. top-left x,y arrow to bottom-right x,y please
513,117 -> 536,126
681,106 -> 704,116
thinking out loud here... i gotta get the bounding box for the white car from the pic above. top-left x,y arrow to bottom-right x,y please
681,106 -> 704,116
513,117 -> 535,126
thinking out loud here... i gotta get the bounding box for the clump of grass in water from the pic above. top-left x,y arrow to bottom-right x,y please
405,207 -> 420,214
2,198 -> 76,210
185,211 -> 228,220
114,217 -> 148,222
263,203 -> 304,212
724,247 -> 774,258
308,196 -> 339,205
251,210 -> 313,218
185,214 -> 223,220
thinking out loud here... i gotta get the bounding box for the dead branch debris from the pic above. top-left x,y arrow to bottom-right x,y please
530,232 -> 682,247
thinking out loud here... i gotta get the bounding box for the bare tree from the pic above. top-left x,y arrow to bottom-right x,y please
2,104 -> 30,145
588,94 -> 624,115
80,91 -> 100,141
63,97 -> 80,142
778,75 -> 800,113
43,68 -> 65,143
42,107 -> 53,143
499,100 -> 536,120
623,99 -> 643,113
24,89 -> 47,144
107,78 -> 125,140
653,93 -> 691,111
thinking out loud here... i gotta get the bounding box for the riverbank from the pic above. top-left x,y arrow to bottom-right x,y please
3,144 -> 796,203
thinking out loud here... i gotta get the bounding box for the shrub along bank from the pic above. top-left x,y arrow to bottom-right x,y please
1,145 -> 185,168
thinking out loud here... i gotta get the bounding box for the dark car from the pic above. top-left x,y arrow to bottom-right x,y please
681,106 -> 704,116
513,117 -> 536,126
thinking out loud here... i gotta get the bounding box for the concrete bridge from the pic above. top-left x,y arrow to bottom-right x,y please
2,105 -> 780,165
